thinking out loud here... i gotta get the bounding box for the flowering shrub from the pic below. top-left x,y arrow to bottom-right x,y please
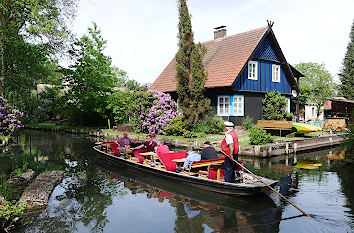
132,90 -> 180,135
0,97 -> 24,136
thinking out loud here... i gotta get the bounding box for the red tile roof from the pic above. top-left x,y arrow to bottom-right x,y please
149,26 -> 269,92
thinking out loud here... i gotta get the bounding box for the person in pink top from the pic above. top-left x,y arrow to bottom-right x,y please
155,138 -> 169,155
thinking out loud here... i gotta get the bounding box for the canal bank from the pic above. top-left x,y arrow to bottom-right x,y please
26,125 -> 345,157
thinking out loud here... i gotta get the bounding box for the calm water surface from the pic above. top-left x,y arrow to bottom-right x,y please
9,130 -> 354,232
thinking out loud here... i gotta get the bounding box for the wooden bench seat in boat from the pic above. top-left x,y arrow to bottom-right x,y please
189,158 -> 224,169
101,141 -> 120,156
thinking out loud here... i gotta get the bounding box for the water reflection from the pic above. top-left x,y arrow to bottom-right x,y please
8,130 -> 354,232
99,167 -> 282,233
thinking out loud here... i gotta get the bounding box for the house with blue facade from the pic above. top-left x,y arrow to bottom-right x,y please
149,24 -> 303,125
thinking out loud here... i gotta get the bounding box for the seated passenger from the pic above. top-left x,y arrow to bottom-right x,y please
132,135 -> 157,151
155,138 -> 169,155
131,135 -> 157,163
183,147 -> 201,169
116,132 -> 131,147
128,137 -> 142,149
116,132 -> 131,157
201,141 -> 219,160
151,133 -> 158,144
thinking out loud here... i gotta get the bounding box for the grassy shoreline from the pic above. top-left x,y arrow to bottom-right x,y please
25,122 -> 102,132
25,122 -> 314,146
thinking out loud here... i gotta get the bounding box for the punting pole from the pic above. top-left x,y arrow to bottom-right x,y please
221,151 -> 313,218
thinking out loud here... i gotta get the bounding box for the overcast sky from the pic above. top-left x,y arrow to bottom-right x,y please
71,0 -> 353,84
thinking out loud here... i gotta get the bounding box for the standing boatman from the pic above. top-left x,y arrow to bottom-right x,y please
213,121 -> 239,183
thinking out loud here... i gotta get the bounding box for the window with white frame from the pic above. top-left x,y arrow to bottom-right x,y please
286,98 -> 290,113
233,95 -> 244,116
272,64 -> 280,83
217,96 -> 230,116
248,61 -> 258,80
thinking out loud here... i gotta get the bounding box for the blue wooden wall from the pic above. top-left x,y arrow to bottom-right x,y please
234,36 -> 292,94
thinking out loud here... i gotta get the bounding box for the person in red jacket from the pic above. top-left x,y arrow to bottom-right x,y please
213,121 -> 239,183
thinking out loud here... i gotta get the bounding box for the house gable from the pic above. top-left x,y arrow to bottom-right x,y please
253,36 -> 279,62
234,33 -> 292,94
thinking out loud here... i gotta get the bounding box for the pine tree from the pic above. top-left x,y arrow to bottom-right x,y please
175,0 -> 210,129
339,20 -> 354,100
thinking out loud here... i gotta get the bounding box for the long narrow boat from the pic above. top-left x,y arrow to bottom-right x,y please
93,146 -> 278,196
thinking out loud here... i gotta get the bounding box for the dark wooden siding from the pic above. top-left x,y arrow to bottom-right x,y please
206,88 -> 264,126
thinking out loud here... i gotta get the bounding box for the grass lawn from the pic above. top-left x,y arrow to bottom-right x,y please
25,122 -> 102,132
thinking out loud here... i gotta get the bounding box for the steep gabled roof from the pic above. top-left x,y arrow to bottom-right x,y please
149,26 -> 299,93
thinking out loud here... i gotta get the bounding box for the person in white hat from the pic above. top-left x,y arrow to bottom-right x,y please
212,121 -> 240,183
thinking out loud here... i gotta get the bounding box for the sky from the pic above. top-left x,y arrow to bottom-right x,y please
71,0 -> 354,84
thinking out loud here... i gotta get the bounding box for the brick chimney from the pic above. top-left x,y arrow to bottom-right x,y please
214,26 -> 226,40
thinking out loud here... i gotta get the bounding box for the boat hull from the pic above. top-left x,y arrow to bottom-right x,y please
94,146 -> 278,196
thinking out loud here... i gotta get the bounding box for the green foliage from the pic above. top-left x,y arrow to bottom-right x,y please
165,116 -> 185,136
37,86 -> 66,121
192,122 -> 209,134
249,127 -> 274,145
339,20 -> 354,100
127,91 -> 155,132
0,179 -> 13,201
191,116 -> 224,134
107,90 -> 133,124
295,62 -> 335,117
182,131 -> 197,138
0,0 -> 77,111
205,116 -> 224,134
241,116 -> 255,130
342,111 -> 354,164
0,200 -> 27,232
262,91 -> 292,120
124,80 -> 150,91
175,0 -> 210,130
65,23 -> 122,125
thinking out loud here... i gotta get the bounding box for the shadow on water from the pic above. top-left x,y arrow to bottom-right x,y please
8,130 -> 354,232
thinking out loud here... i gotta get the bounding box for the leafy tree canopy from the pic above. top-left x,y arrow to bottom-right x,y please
0,0 -> 78,109
295,62 -> 335,118
65,23 -> 122,125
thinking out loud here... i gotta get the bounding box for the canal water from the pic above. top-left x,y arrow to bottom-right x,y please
9,130 -> 354,232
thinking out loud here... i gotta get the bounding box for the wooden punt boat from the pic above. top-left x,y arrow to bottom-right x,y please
93,146 -> 278,196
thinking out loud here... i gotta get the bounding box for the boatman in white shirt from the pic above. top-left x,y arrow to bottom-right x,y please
213,121 -> 240,183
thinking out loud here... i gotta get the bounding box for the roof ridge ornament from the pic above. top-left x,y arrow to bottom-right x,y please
267,20 -> 274,28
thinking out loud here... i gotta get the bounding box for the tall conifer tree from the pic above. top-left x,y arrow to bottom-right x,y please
175,0 -> 210,129
339,20 -> 354,100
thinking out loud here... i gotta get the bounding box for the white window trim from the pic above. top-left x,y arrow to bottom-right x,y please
217,95 -> 230,116
272,64 -> 281,83
233,95 -> 244,116
248,61 -> 258,80
286,98 -> 291,113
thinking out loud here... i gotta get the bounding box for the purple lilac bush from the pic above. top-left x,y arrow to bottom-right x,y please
0,96 -> 24,136
138,90 -> 180,135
